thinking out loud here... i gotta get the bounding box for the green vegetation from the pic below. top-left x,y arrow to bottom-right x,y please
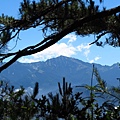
0,68 -> 120,120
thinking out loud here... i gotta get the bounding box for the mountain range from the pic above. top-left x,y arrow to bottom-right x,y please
0,56 -> 120,95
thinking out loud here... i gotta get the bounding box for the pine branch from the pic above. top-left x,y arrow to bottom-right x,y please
0,4 -> 120,72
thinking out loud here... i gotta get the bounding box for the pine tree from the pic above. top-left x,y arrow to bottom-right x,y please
0,0 -> 120,72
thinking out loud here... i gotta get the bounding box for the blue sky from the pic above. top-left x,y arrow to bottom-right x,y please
0,0 -> 120,65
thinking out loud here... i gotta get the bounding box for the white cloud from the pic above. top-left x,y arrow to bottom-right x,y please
84,50 -> 90,57
19,57 -> 39,63
90,56 -> 101,63
95,56 -> 100,61
89,60 -> 94,63
19,42 -> 76,63
77,43 -> 91,57
64,34 -> 77,44
95,56 -> 101,61
33,43 -> 76,59
77,44 -> 91,51
18,34 -> 95,63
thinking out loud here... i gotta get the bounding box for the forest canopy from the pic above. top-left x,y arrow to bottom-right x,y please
0,0 -> 120,72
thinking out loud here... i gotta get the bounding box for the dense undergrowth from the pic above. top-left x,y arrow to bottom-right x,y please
0,68 -> 120,120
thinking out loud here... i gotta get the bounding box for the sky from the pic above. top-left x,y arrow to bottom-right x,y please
0,0 -> 120,66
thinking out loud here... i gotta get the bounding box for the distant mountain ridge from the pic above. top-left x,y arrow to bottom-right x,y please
0,56 -> 120,94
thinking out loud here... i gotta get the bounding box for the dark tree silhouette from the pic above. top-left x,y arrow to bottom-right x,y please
0,0 -> 120,72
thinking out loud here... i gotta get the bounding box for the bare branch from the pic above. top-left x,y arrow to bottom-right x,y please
89,31 -> 109,45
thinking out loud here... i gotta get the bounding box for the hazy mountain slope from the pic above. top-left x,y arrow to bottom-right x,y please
0,56 -> 120,94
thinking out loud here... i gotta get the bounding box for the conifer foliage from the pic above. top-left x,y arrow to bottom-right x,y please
0,76 -> 120,120
0,0 -> 120,72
